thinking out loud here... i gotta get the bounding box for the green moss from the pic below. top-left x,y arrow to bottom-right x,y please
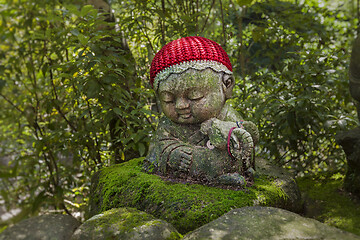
297,173 -> 360,235
167,231 -> 183,240
90,208 -> 154,235
93,157 -> 292,234
76,207 -> 182,239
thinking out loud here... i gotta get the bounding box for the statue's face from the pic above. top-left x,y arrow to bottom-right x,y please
158,68 -> 227,124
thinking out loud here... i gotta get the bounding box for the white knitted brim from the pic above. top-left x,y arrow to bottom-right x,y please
153,60 -> 232,91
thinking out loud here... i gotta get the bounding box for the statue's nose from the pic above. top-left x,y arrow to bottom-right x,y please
175,97 -> 190,110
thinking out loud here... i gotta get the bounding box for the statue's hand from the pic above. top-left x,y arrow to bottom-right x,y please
200,118 -> 214,136
201,119 -> 255,163
167,146 -> 192,172
231,128 -> 254,152
202,118 -> 237,150
230,128 -> 254,170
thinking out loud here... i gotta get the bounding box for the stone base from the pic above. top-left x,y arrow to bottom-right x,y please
87,157 -> 302,234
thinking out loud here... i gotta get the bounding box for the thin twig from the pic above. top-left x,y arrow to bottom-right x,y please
219,0 -> 226,47
86,99 -> 102,165
161,0 -> 166,45
49,68 -> 78,132
196,0 -> 199,32
200,0 -> 215,34
136,20 -> 155,54
0,93 -> 24,114
166,0 -> 181,21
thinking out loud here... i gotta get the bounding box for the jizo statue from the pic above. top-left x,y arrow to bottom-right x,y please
144,36 -> 259,186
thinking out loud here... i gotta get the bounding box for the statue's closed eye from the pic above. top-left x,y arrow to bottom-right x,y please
160,92 -> 174,103
188,90 -> 204,100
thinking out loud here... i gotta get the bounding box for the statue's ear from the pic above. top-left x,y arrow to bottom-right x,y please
222,74 -> 235,99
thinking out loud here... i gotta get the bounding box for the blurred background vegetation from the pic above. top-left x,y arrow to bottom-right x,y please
0,0 -> 358,230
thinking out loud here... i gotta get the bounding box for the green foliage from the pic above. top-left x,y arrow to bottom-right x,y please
0,0 -> 155,225
229,0 -> 358,174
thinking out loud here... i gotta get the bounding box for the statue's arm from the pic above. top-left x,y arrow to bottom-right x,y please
201,118 -> 255,170
157,137 -> 193,173
221,103 -> 259,144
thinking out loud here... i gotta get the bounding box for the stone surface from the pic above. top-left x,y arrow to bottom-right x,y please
87,157 -> 302,234
183,206 -> 360,240
336,127 -> 360,198
256,157 -> 302,212
71,207 -> 181,240
0,214 -> 80,240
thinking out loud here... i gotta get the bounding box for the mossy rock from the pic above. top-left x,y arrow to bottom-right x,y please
183,207 -> 360,240
0,214 -> 80,240
71,207 -> 181,240
88,157 -> 302,234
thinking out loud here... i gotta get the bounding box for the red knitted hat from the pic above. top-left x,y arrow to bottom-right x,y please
150,36 -> 232,89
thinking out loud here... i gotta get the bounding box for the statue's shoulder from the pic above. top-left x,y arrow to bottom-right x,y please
219,102 -> 244,122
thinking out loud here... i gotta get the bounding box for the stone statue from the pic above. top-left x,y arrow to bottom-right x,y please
336,35 -> 360,198
143,36 -> 259,186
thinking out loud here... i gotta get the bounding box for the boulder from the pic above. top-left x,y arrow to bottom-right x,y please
88,157 -> 302,234
71,207 -> 181,240
183,206 -> 360,240
0,214 -> 80,240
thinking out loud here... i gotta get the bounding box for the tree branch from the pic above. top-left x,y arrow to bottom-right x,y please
49,68 -> 78,132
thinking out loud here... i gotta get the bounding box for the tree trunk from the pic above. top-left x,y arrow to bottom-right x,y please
88,0 -> 140,164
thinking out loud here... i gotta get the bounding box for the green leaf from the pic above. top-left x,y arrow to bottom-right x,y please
0,79 -> 5,91
81,5 -> 95,17
113,108 -> 123,115
252,26 -> 265,42
70,29 -> 80,36
137,143 -> 146,156
65,4 -> 80,15
78,33 -> 89,45
235,0 -> 257,7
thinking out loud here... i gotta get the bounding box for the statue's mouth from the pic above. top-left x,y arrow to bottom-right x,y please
178,112 -> 192,119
